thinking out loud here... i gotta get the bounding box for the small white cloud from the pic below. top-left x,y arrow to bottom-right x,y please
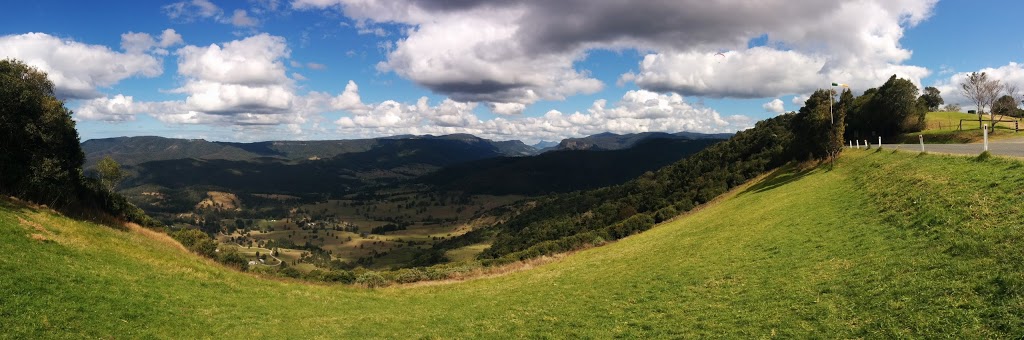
230,9 -> 259,27
330,80 -> 367,111
306,62 -> 326,70
291,72 -> 308,81
762,98 -> 785,114
487,102 -> 526,115
792,94 -> 810,106
164,0 -> 223,21
120,32 -> 156,54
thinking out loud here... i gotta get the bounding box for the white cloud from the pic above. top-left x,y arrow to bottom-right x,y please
120,29 -> 185,55
792,94 -> 810,106
762,98 -> 785,114
231,9 -> 259,27
159,29 -> 185,47
306,62 -> 326,70
487,102 -> 526,115
329,80 -> 367,111
76,95 -> 187,122
120,32 -> 157,54
0,32 -> 162,99
176,33 -> 290,86
76,94 -> 141,121
164,0 -> 223,21
933,62 -> 1024,111
330,84 -> 749,143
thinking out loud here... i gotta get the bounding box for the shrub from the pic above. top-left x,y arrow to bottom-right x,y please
355,271 -> 388,288
217,247 -> 248,270
172,228 -> 217,258
321,270 -> 356,284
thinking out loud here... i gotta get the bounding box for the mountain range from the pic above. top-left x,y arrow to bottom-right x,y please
82,131 -> 733,168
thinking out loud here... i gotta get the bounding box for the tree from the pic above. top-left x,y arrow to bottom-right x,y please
0,59 -> 85,205
993,95 -> 1022,117
874,75 -> 924,136
96,156 -> 124,191
831,88 -> 853,160
960,72 -> 1001,128
919,86 -> 944,111
1002,83 -> 1023,117
794,89 -> 839,160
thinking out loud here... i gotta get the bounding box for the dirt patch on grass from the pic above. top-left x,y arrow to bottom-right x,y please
18,216 -> 54,242
195,191 -> 241,211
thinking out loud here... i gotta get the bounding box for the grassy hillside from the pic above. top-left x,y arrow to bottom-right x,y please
893,111 -> 1022,143
3,149 -> 1024,337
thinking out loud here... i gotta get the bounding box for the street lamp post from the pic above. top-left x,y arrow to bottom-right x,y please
830,82 -> 848,125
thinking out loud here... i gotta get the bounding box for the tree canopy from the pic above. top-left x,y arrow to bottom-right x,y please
0,58 -> 84,205
846,75 -> 925,138
919,86 -> 944,111
0,58 -> 155,226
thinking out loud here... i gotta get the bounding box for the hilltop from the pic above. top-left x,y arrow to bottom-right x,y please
4,149 -> 1024,337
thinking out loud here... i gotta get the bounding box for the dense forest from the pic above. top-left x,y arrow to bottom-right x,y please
419,138 -> 723,195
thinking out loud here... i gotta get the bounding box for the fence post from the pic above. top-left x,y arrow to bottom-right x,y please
919,135 -> 924,152
864,140 -> 869,149
878,136 -> 882,148
983,124 -> 989,151
848,140 -> 852,148
856,140 -> 860,149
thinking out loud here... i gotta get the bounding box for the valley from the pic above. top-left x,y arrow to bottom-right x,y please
91,132 -> 725,272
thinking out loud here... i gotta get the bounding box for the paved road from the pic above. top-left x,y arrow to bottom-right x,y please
876,141 -> 1024,158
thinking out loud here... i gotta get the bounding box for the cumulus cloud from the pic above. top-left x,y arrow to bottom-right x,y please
120,29 -> 185,55
159,29 -> 185,47
329,80 -> 367,111
170,33 -> 297,122
933,62 -> 1024,110
176,33 -> 290,86
0,32 -> 162,99
762,98 -> 785,114
330,82 -> 750,143
75,95 -> 195,123
293,0 -> 936,111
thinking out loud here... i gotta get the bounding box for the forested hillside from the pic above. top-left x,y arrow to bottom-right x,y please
419,138 -> 723,195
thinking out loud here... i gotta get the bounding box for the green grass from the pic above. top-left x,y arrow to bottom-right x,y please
3,149 -> 1024,337
894,111 -> 1023,143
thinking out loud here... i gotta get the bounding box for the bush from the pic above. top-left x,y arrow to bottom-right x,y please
217,247 -> 248,270
355,271 -> 388,288
172,228 -> 217,258
320,270 -> 356,284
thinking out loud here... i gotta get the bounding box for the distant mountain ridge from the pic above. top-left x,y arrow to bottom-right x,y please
420,137 -> 724,195
555,131 -> 733,151
82,134 -> 532,167
82,131 -> 732,167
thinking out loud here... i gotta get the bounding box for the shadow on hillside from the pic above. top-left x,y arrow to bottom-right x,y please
0,196 -> 128,231
739,165 -> 813,196
0,196 -> 41,214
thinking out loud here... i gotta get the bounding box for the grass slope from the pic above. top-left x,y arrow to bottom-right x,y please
894,111 -> 1022,144
3,149 -> 1024,337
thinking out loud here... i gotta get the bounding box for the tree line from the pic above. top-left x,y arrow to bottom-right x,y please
467,74 -> 943,265
0,59 -> 155,227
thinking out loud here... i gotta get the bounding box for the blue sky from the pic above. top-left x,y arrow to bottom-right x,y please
1,0 -> 1022,143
